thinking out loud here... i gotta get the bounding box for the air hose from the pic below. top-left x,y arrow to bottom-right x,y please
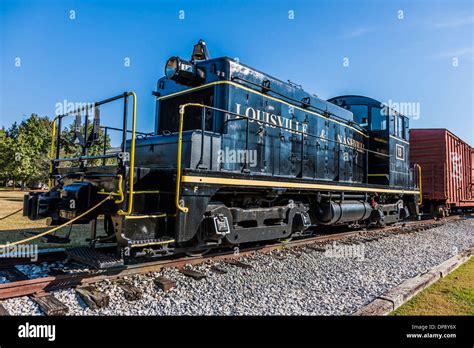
0,195 -> 112,248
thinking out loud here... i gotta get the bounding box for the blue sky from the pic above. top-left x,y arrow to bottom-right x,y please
1,0 -> 473,146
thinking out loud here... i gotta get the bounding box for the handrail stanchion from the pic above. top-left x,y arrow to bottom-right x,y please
121,94 -> 128,162
301,128 -> 304,177
118,92 -> 137,216
175,103 -> 203,213
56,116 -> 62,162
365,139 -> 369,184
82,108 -> 89,168
198,106 -> 206,169
245,117 -> 249,172
48,117 -> 58,188
176,105 -> 189,213
103,127 -> 108,166
414,163 -> 422,206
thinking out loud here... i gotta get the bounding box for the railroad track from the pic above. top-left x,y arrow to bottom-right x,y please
0,215 -> 465,315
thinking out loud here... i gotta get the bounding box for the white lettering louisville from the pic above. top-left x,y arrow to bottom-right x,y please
233,103 -> 364,151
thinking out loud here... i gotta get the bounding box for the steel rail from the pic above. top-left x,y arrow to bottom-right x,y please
0,216 -> 462,300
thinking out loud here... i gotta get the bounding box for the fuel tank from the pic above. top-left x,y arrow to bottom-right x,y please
312,200 -> 372,225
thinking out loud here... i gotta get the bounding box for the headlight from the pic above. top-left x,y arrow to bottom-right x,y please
165,57 -> 179,79
164,56 -> 204,85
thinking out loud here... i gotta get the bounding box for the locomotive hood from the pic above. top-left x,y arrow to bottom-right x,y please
156,40 -> 355,124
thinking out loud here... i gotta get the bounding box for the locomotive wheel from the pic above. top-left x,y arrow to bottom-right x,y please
185,248 -> 212,257
184,222 -> 212,257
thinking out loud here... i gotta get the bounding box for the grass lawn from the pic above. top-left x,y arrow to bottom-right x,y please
0,190 -> 106,249
391,257 -> 474,316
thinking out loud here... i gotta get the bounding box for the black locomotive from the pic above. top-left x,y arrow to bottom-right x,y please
23,40 -> 421,260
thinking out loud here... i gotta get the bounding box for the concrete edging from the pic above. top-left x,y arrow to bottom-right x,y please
353,246 -> 473,316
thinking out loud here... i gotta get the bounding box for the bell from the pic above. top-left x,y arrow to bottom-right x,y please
191,39 -> 210,61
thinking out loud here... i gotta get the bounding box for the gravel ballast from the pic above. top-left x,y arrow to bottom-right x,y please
2,218 -> 473,315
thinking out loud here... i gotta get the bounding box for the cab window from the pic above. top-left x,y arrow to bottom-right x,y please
348,105 -> 369,126
396,116 -> 404,139
390,111 -> 408,140
370,106 -> 386,131
403,117 -> 409,140
158,87 -> 214,133
390,110 -> 398,137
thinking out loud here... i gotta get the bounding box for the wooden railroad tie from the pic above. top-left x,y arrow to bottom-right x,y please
0,302 -> 10,316
306,246 -> 326,252
180,269 -> 206,280
210,265 -> 227,274
154,277 -> 176,292
117,282 -> 142,301
31,293 -> 69,316
226,260 -> 253,269
76,286 -> 109,310
0,267 -> 29,282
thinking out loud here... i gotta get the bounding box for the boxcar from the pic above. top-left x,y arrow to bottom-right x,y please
410,128 -> 474,215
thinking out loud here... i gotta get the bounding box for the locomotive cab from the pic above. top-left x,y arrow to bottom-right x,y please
328,96 -> 411,188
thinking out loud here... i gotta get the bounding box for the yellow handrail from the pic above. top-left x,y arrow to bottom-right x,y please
175,103 -> 205,213
48,92 -> 137,215
414,163 -> 422,206
118,92 -> 137,215
48,115 -> 59,189
114,174 -> 125,204
97,174 -> 124,202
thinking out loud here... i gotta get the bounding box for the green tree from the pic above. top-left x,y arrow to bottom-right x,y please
10,114 -> 52,188
0,127 -> 15,186
0,113 -> 113,188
